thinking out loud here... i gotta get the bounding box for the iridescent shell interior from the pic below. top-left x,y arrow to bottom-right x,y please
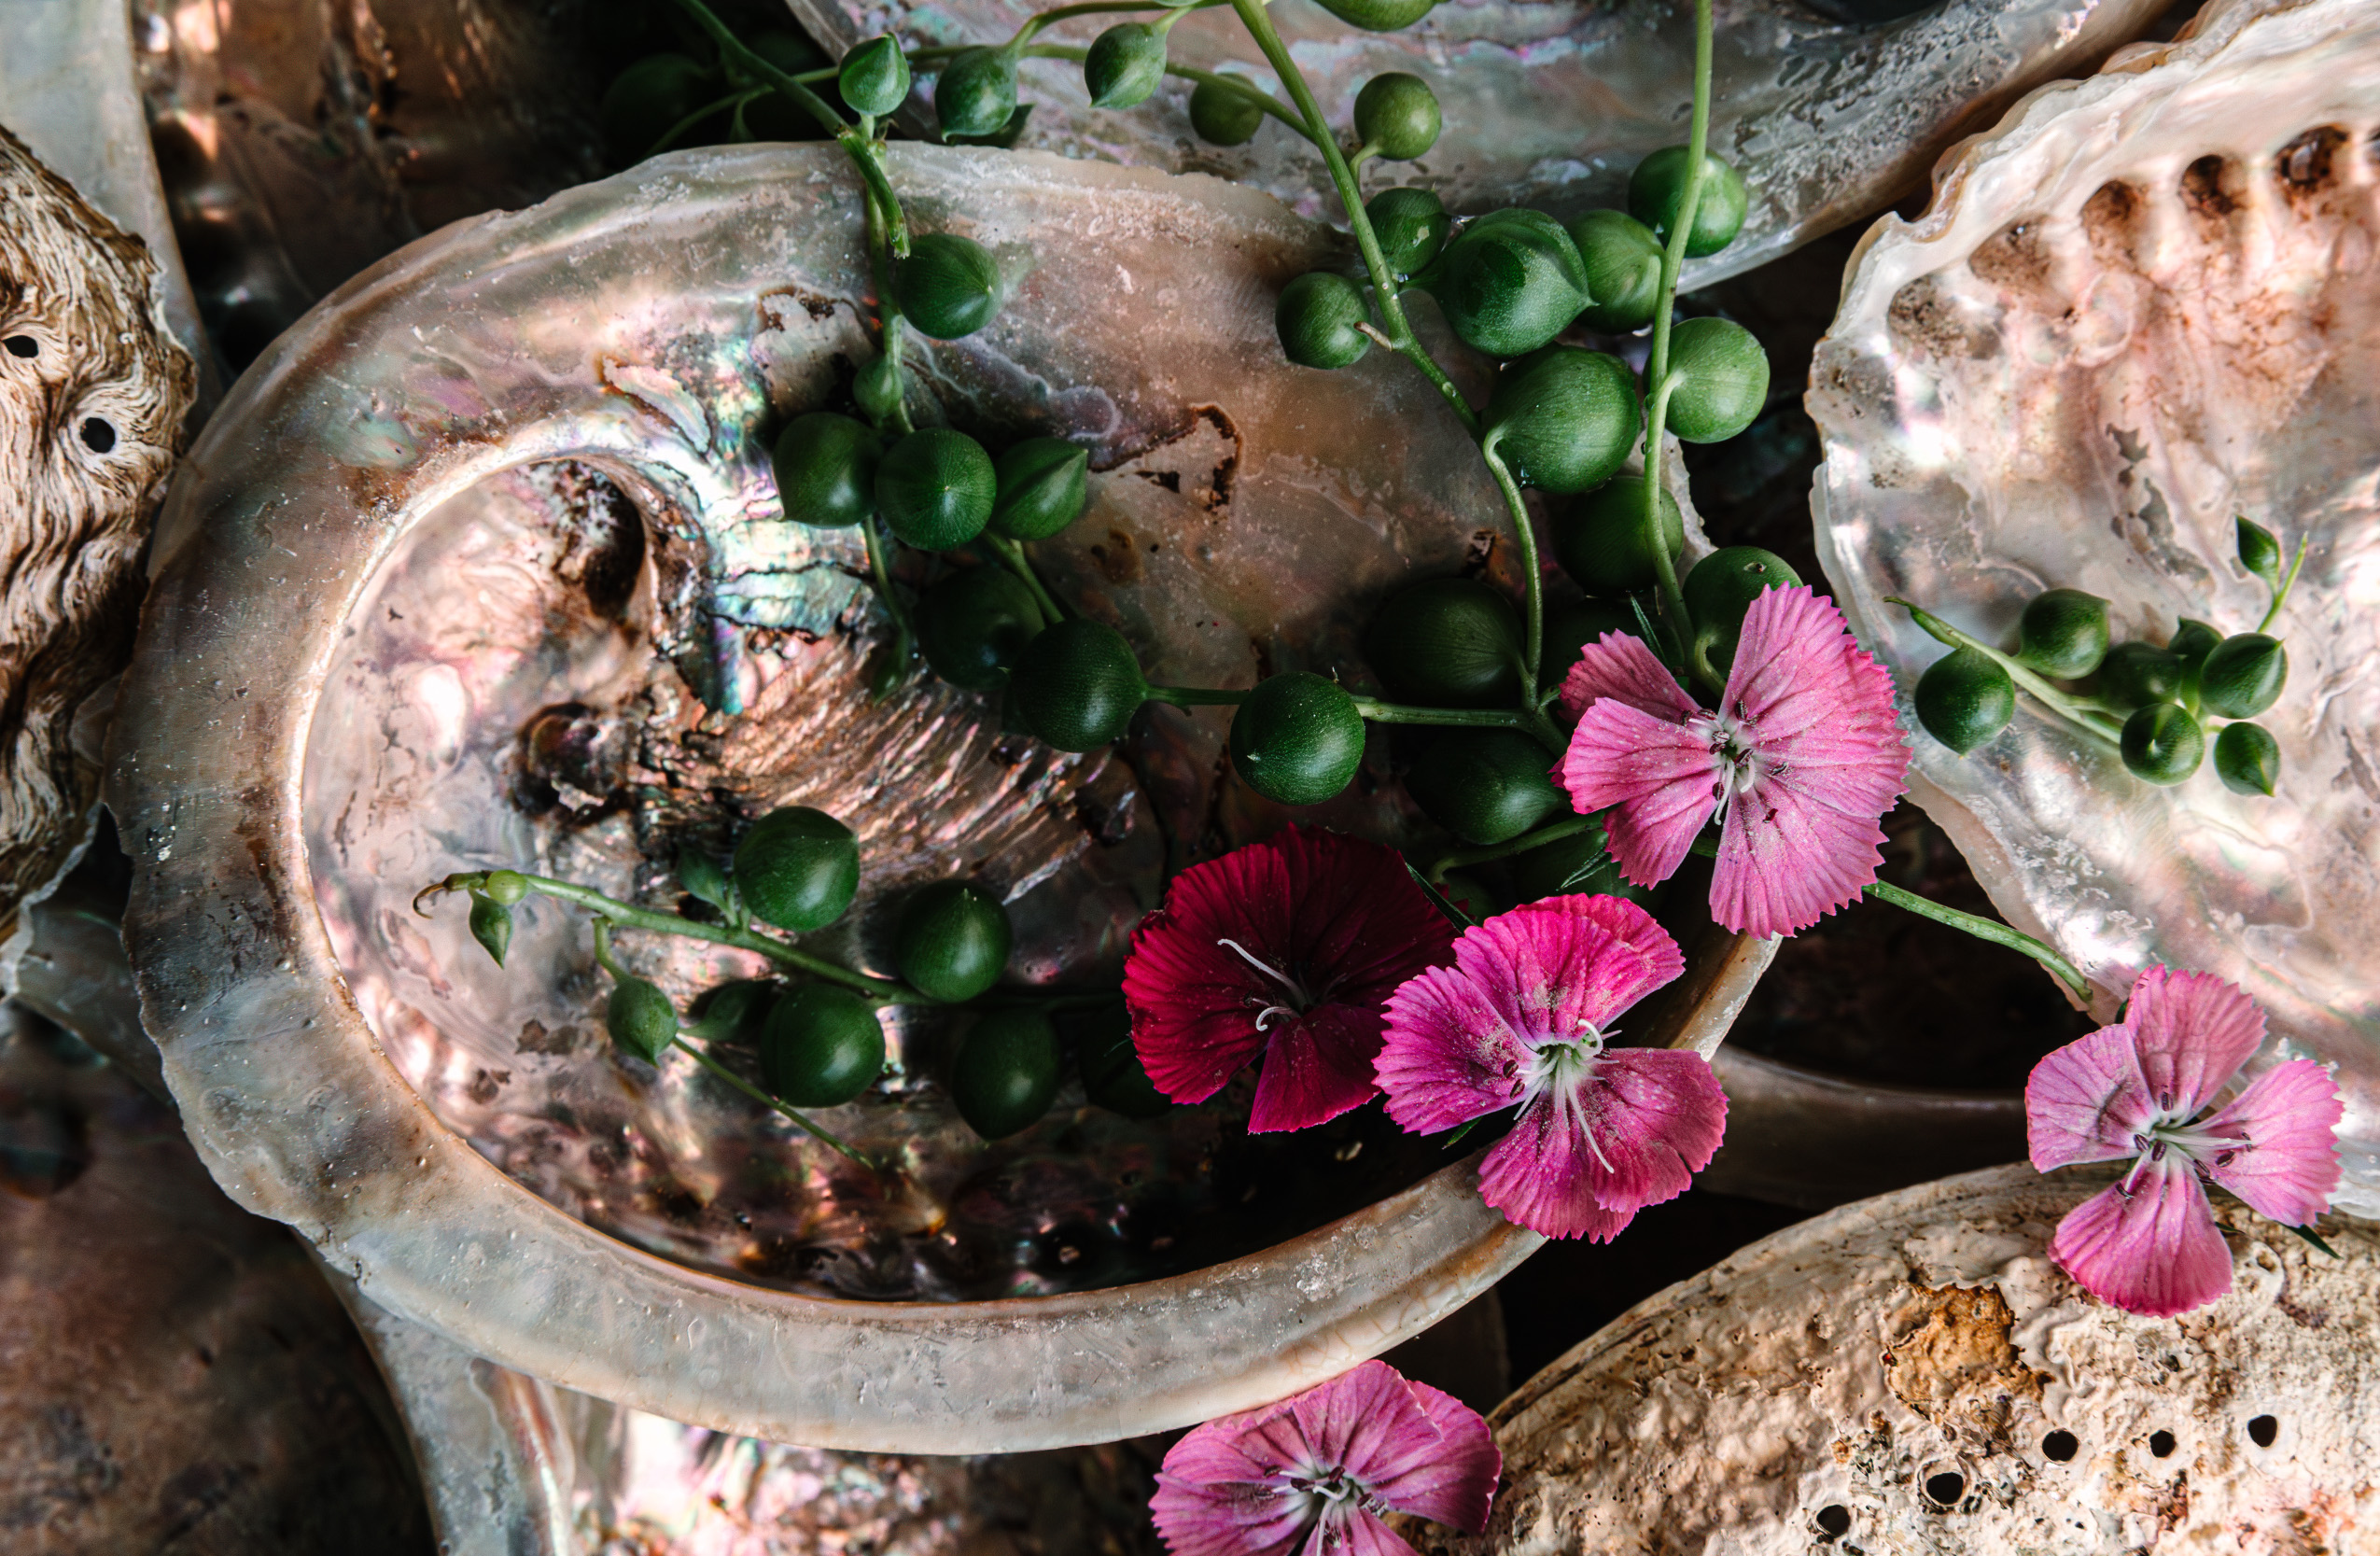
791,0 -> 2171,282
1810,0 -> 2380,1211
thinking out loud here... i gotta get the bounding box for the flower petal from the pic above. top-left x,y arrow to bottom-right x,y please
1271,826 -> 1459,1009
1560,629 -> 1703,723
1706,586 -> 1907,939
1303,1507 -> 1421,1556
1153,1405 -> 1313,1556
1376,963 -> 1529,1135
2026,1022 -> 2157,1171
1476,1047 -> 1724,1239
2198,1058 -> 2344,1227
1373,1380 -> 1501,1534
1452,895 -> 1686,1044
2048,1155 -> 2234,1317
1558,701 -> 1719,890
1125,842 -> 1295,1104
2125,966 -> 2266,1120
1477,1115 -> 1638,1241
1250,1003 -> 1393,1133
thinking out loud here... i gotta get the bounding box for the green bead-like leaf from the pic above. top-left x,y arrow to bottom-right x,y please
1682,546 -> 1801,676
876,428 -> 997,549
733,807 -> 860,932
1483,347 -> 1640,494
1074,1004 -> 1170,1119
1553,477 -> 1682,597
895,880 -> 1013,1002
838,35 -> 911,117
2094,640 -> 2183,712
1275,273 -> 1372,370
2214,721 -> 2281,796
854,355 -> 904,427
1366,188 -> 1449,280
761,985 -> 887,1107
676,848 -> 733,911
483,869 -> 529,905
953,1009 -> 1062,1139
468,893 -> 513,967
2016,589 -> 2110,680
1229,672 -> 1366,806
897,233 -> 1002,341
2121,703 -> 2205,786
1664,317 -> 1770,444
1627,147 -> 1749,259
607,976 -> 679,1065
990,437 -> 1090,541
1913,648 -> 2015,754
773,413 -> 880,528
1353,72 -> 1440,160
936,48 -> 1019,139
1406,729 -> 1565,846
1310,0 -> 1436,28
2236,516 -> 2282,588
1189,79 -> 1266,146
2199,633 -> 2287,719
1428,208 -> 1589,358
1084,22 -> 1168,109
1565,210 -> 1664,332
917,566 -> 1046,692
1009,618 -> 1147,750
1363,578 -> 1522,708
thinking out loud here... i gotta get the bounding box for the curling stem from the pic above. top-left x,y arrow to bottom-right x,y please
1864,879 -> 2093,1004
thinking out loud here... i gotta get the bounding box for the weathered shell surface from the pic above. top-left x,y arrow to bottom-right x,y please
796,0 -> 2170,283
0,1006 -> 431,1553
117,144 -> 1578,1451
0,125 -> 192,969
1457,1164 -> 2380,1555
1808,0 -> 2380,1213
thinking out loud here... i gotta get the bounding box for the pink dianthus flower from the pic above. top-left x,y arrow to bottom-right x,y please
1123,827 -> 1457,1133
1374,893 -> 1726,1241
1558,584 -> 1907,940
1150,1359 -> 1500,1556
2026,966 -> 2342,1317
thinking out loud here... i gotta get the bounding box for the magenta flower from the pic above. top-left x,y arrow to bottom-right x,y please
1123,827 -> 1457,1133
1558,584 -> 1908,940
2027,966 -> 2343,1318
1373,894 -> 1725,1241
1151,1359 -> 1500,1556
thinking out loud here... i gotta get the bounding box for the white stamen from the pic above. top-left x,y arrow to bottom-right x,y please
1254,1004 -> 1298,1030
1216,936 -> 1304,996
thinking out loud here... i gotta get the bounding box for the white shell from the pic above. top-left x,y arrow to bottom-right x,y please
1470,1164 -> 2380,1552
1808,0 -> 2380,1210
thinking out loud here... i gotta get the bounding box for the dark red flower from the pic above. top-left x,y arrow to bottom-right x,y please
1123,827 -> 1457,1132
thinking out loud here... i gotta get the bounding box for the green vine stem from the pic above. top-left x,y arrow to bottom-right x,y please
1477,443 -> 1548,711
1424,815 -> 1594,884
2258,537 -> 2309,635
419,871 -> 931,1004
670,1033 -> 880,1167
1347,696 -> 1533,730
1639,0 -> 1715,692
1224,0 -> 1477,436
1864,879 -> 2093,1004
667,0 -> 911,255
1888,598 -> 2124,744
1142,684 -> 1250,708
862,515 -> 917,695
980,532 -> 1071,623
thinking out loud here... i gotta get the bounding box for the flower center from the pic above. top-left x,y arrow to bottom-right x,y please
1216,937 -> 1330,1030
1292,1467 -> 1359,1504
1695,707 -> 1764,813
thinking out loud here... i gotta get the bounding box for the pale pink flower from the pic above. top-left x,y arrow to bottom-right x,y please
2027,966 -> 2342,1318
1559,584 -> 1907,940
1373,894 -> 1725,1241
1151,1359 -> 1499,1556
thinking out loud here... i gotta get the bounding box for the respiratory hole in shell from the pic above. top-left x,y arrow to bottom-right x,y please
2041,1429 -> 2079,1461
2275,125 -> 2347,189
2248,1414 -> 2280,1448
1922,1469 -> 1965,1507
2149,1428 -> 2177,1457
79,417 -> 116,454
2181,154 -> 2239,217
2,335 -> 35,358
1814,1505 -> 1853,1539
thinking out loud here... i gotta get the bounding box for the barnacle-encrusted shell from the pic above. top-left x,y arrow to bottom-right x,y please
793,0 -> 2169,283
117,145 -> 1584,1451
1460,1164 -> 2379,1554
1809,0 -> 2380,1213
0,124 -> 191,970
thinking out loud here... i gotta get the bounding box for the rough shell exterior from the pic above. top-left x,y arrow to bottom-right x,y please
0,124 -> 191,969
1808,0 -> 2380,1210
1449,1164 -> 2379,1555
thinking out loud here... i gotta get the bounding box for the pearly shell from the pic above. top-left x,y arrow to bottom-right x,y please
0,125 -> 192,973
1463,1163 -> 2380,1553
1809,0 -> 2380,1213
117,144 -> 1617,1451
792,0 -> 2172,285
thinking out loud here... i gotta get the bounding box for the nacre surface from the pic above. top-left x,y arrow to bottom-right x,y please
1810,0 -> 2380,1214
790,0 -> 2173,284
